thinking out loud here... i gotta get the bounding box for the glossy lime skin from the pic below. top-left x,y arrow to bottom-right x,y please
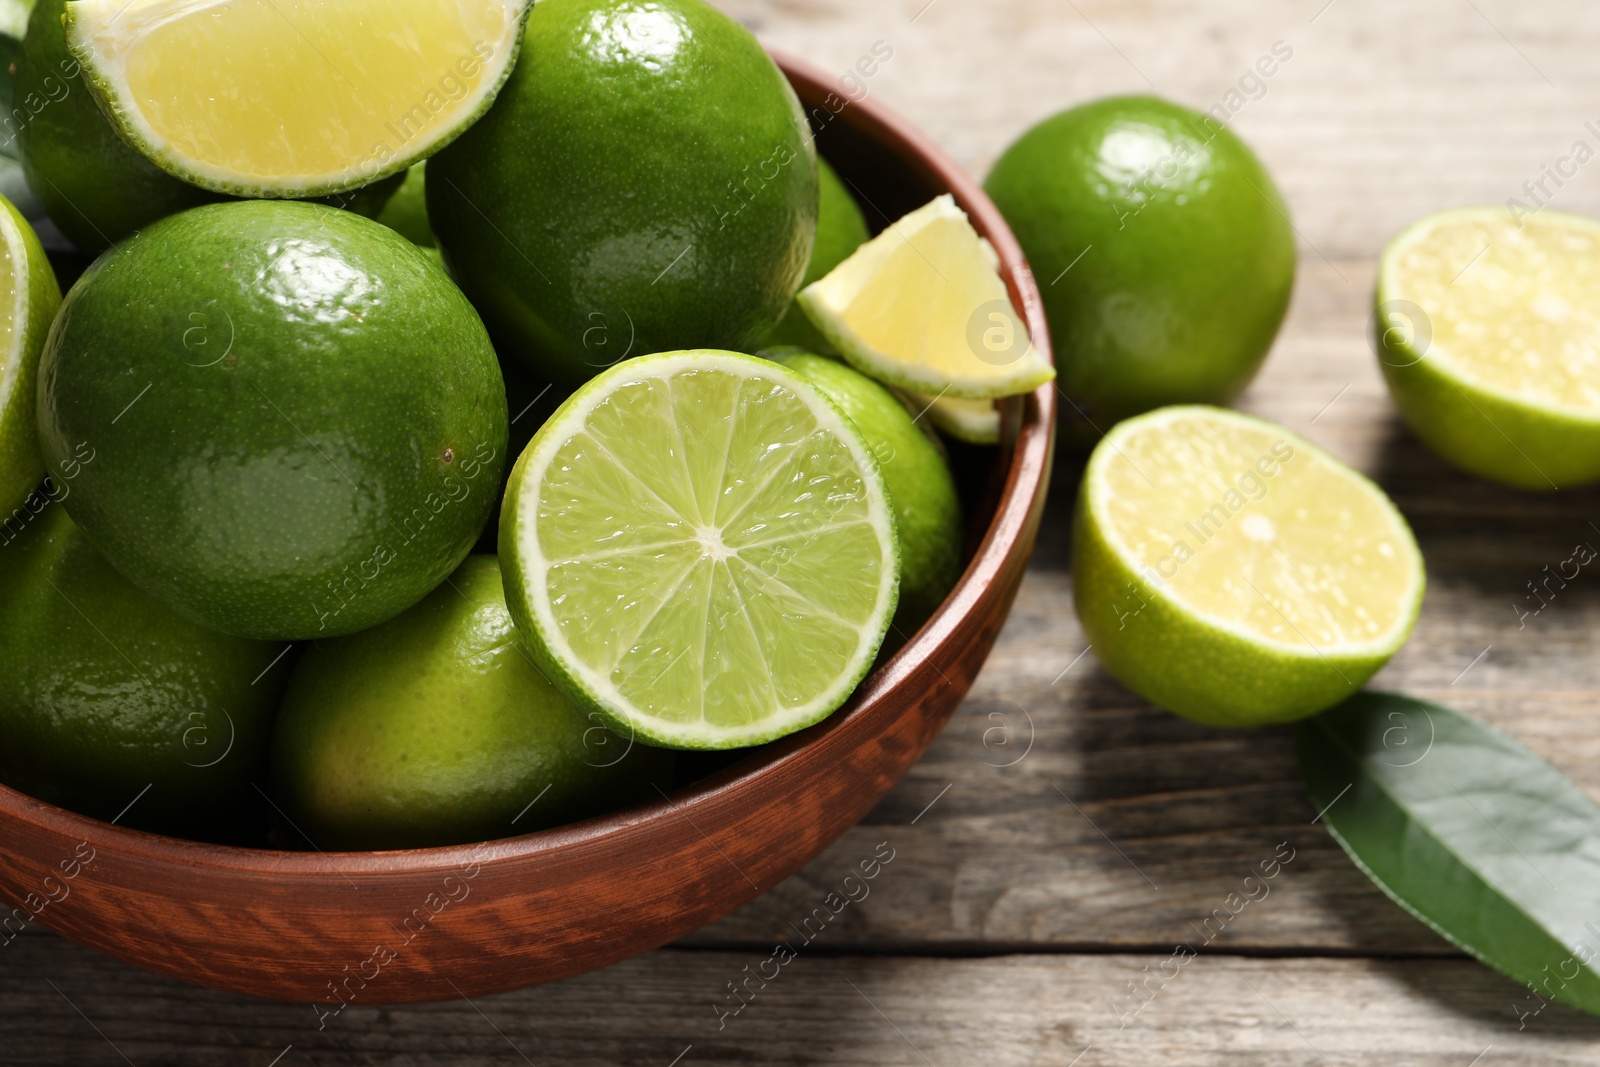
760,157 -> 871,354
0,505 -> 289,835
37,201 -> 508,640
271,555 -> 674,850
376,163 -> 437,249
10,0 -> 401,255
985,95 -> 1296,444
770,350 -> 961,636
428,0 -> 817,387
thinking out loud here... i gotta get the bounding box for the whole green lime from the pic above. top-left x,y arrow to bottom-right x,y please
759,157 -> 870,353
376,163 -> 437,250
11,0 -> 400,255
0,504 -> 289,835
271,555 -> 674,850
428,0 -> 817,387
985,95 -> 1296,443
768,349 -> 962,635
37,200 -> 508,640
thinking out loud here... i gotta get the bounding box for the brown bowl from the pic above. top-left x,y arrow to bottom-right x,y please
0,52 -> 1056,1004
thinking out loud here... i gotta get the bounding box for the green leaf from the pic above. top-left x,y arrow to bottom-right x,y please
1297,691 -> 1600,1024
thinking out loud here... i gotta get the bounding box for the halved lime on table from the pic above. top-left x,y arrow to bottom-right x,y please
500,351 -> 900,750
798,194 -> 1055,399
1073,406 -> 1424,727
1377,206 -> 1600,489
0,192 -> 60,515
64,0 -> 532,196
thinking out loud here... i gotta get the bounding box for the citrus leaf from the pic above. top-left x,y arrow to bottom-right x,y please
1297,691 -> 1600,1023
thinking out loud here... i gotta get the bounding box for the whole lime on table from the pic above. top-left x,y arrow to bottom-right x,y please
12,0 -> 403,254
0,192 -> 60,516
985,95 -> 1296,443
1376,206 -> 1600,490
0,505 -> 289,835
428,0 -> 817,387
760,157 -> 872,354
767,349 -> 962,636
271,555 -> 673,851
37,200 -> 508,640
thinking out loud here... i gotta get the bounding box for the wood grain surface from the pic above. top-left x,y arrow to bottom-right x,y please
11,0 -> 1600,1061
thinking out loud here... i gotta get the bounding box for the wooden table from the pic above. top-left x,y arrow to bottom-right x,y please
12,0 -> 1600,1061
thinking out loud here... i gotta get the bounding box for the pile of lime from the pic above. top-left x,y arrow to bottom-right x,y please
0,0 -> 1047,848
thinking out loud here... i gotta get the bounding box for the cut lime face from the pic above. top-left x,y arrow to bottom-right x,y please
1074,406 -> 1424,727
1385,208 -> 1600,411
65,0 -> 531,197
797,195 -> 1055,400
1377,206 -> 1600,489
500,351 -> 900,750
0,194 -> 60,516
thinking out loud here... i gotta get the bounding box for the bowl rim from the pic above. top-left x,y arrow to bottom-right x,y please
0,49 -> 1056,879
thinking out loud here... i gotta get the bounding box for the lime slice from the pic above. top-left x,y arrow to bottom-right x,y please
1377,206 -> 1600,489
64,0 -> 532,197
0,193 -> 60,515
904,390 -> 1001,445
797,195 -> 1055,399
1073,406 -> 1423,727
500,350 -> 900,750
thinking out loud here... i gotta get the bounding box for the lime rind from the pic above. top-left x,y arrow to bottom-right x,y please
64,0 -> 533,198
500,350 -> 900,750
902,389 -> 1001,445
0,193 -> 59,515
796,194 -> 1056,400
1377,205 -> 1600,490
1074,406 -> 1425,727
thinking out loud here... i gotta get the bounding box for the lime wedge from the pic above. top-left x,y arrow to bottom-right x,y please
64,0 -> 532,197
500,350 -> 900,750
1073,406 -> 1423,727
797,195 -> 1055,399
905,390 -> 1001,445
1377,206 -> 1600,489
0,193 -> 60,515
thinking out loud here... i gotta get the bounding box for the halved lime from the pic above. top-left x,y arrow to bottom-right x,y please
1377,206 -> 1600,489
500,350 -> 900,750
797,195 -> 1055,399
1073,406 -> 1424,727
0,193 -> 60,515
65,0 -> 532,197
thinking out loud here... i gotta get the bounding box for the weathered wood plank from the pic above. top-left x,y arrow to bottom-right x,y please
5,933 -> 1598,1065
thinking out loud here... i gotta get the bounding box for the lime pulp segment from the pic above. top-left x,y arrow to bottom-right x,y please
798,195 -> 1055,399
506,351 -> 899,749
